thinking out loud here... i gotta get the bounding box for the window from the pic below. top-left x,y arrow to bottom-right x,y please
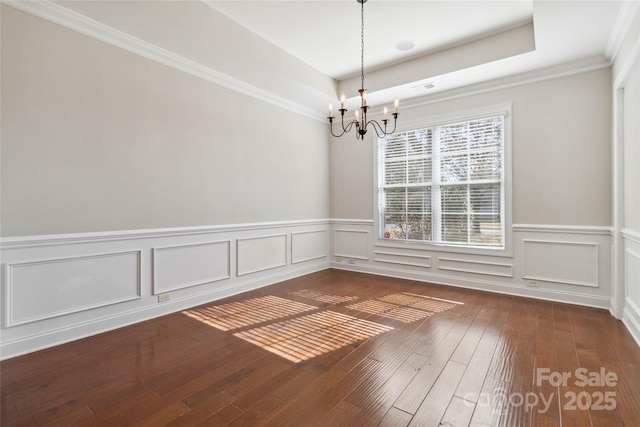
378,113 -> 506,249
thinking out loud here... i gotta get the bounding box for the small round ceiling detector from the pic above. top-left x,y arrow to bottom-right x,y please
396,40 -> 416,51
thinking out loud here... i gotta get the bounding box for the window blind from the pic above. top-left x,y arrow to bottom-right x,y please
379,116 -> 504,247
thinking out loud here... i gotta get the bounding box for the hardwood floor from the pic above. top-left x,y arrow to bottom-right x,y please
2,269 -> 640,426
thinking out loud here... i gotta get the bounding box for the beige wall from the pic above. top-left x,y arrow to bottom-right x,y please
0,5 -> 616,235
1,6 -> 330,237
331,68 -> 612,227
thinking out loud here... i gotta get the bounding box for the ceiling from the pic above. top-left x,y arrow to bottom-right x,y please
207,0 -> 535,80
206,0 -> 627,108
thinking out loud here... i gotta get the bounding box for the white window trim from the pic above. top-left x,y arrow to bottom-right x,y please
373,103 -> 513,258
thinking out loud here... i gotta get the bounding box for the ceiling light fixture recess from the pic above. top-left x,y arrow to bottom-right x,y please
328,0 -> 399,140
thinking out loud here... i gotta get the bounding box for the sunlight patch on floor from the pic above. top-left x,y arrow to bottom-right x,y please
346,300 -> 435,323
183,291 -> 462,363
346,292 -> 462,322
182,295 -> 317,331
234,311 -> 393,363
379,292 -> 463,311
288,289 -> 359,304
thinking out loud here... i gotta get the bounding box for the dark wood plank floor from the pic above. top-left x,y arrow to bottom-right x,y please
2,269 -> 640,426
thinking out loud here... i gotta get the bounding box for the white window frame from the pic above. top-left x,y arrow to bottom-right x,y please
373,103 -> 513,257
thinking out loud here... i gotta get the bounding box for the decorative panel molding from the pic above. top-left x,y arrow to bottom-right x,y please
522,239 -> 599,287
623,297 -> 640,347
513,224 -> 613,236
153,241 -> 230,294
4,251 -> 141,327
437,257 -> 513,277
237,234 -> 287,276
333,229 -> 369,260
374,250 -> 431,268
625,247 -> 640,307
623,228 -> 640,245
291,230 -> 328,264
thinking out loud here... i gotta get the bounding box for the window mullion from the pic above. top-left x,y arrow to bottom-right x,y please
404,133 -> 409,238
466,124 -> 471,244
432,126 -> 441,243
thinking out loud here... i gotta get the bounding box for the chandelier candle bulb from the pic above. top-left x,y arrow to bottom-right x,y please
394,99 -> 399,114
341,95 -> 345,110
384,107 -> 388,120
329,104 -> 333,118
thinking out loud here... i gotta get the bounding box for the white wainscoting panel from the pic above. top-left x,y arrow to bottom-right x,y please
291,230 -> 328,264
331,220 -> 612,310
623,298 -> 640,347
5,251 -> 141,327
1,220 -> 330,359
623,229 -> 640,346
333,229 -> 369,260
374,250 -> 431,268
437,257 -> 513,277
522,239 -> 599,287
626,248 -> 640,303
153,241 -> 230,294
237,234 -> 287,276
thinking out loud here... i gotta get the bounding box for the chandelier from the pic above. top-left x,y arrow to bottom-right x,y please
328,0 -> 399,140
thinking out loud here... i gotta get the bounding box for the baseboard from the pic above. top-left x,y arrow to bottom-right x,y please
622,298 -> 640,347
331,262 -> 611,310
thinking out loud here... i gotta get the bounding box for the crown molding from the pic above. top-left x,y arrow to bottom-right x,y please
3,0 -> 620,122
399,55 -> 611,111
3,0 -> 326,122
605,0 -> 640,61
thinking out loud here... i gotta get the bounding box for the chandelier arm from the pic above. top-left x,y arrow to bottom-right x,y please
329,116 -> 359,138
328,115 -> 346,138
343,120 -> 358,133
341,110 -> 359,134
384,113 -> 399,135
366,114 -> 399,138
367,120 -> 391,139
329,123 -> 347,138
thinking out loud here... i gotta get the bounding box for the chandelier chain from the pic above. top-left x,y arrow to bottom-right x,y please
361,0 -> 365,90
